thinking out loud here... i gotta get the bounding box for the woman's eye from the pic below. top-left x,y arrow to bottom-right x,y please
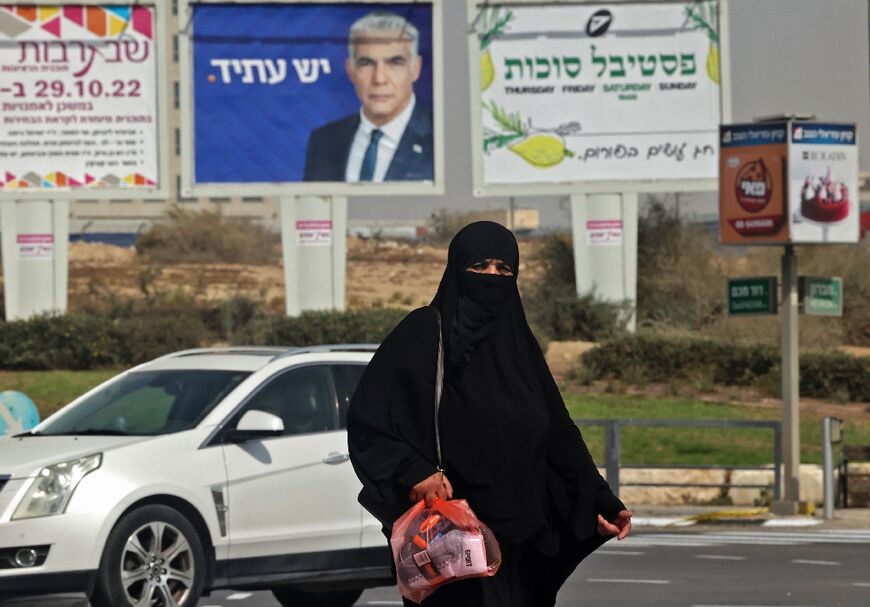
497,264 -> 513,275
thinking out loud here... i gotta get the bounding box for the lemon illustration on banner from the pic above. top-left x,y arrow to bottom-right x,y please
685,2 -> 719,84
481,49 -> 495,91
478,7 -> 513,92
509,135 -> 568,168
705,42 -> 719,84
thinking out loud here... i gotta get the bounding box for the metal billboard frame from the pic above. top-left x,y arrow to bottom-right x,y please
0,0 -> 171,201
177,0 -> 445,198
466,0 -> 732,197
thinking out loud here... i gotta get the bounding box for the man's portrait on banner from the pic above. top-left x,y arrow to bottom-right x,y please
303,10 -> 434,182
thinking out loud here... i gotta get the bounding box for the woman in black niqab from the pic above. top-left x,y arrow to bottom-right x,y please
348,222 -> 631,607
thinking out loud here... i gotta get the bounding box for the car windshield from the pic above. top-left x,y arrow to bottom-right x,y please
37,370 -> 250,436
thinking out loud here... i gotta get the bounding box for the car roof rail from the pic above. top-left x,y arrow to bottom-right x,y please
150,347 -> 291,362
271,343 -> 380,361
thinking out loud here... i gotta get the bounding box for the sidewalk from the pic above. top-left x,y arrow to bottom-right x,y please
629,505 -> 870,530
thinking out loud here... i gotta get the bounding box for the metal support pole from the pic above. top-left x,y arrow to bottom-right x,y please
773,244 -> 801,514
604,421 -> 621,497
773,423 -> 782,502
822,417 -> 834,520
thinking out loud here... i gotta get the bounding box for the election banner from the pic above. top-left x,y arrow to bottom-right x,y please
0,4 -> 161,194
473,1 -> 722,189
788,123 -> 859,244
187,1 -> 437,191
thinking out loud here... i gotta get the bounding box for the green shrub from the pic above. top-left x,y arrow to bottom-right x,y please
0,307 -> 406,370
579,334 -> 870,402
523,234 -> 629,341
243,308 -> 406,347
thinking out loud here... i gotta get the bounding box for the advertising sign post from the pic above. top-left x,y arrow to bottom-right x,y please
279,197 -> 347,316
0,201 -> 69,320
719,118 -> 859,514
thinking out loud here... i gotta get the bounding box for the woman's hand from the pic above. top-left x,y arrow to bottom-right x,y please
597,510 -> 632,541
409,472 -> 453,507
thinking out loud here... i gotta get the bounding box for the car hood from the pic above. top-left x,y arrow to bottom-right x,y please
0,435 -> 149,479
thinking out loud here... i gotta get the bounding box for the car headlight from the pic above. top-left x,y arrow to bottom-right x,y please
12,453 -> 102,520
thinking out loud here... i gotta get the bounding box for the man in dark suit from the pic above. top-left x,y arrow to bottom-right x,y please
304,10 -> 433,182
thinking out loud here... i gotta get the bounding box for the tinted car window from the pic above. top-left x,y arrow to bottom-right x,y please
244,366 -> 339,436
39,370 -> 250,436
331,364 -> 367,429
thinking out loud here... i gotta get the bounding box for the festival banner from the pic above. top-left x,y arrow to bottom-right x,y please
787,122 -> 859,244
191,2 -> 434,185
476,1 -> 721,185
0,5 -> 159,192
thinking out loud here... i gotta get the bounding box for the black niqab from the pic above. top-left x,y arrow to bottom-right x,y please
348,221 -> 624,565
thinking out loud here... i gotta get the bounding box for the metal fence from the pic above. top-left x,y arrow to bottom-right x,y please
574,418 -> 783,501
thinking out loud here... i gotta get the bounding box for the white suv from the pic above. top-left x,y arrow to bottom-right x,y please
0,346 -> 393,607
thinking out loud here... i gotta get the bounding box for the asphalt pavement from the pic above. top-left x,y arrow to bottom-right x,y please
4,508 -> 869,607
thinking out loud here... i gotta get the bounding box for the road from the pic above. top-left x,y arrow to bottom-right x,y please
4,529 -> 870,607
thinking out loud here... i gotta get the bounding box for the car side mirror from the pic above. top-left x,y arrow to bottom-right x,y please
224,410 -> 284,443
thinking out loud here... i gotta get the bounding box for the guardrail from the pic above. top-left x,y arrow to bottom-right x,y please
574,418 -> 783,501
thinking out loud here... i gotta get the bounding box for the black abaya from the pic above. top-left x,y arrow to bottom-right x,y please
348,222 -> 624,606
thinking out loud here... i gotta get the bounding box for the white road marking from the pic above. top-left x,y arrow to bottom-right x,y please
763,518 -> 822,527
632,516 -> 696,527
226,592 -> 253,600
623,530 -> 870,548
696,554 -> 747,561
595,549 -> 646,555
791,559 -> 840,566
692,604 -> 819,607
853,582 -> 870,587
587,578 -> 670,584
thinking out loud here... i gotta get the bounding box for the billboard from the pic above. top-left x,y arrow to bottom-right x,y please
719,121 -> 859,245
182,1 -> 442,196
788,123 -> 859,244
719,123 -> 789,244
469,0 -> 724,195
0,4 -> 164,197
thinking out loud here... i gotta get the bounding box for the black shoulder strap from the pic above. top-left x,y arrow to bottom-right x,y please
431,306 -> 445,474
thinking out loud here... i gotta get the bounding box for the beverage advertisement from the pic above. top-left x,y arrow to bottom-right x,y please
0,5 -> 159,192
788,122 -> 859,244
718,122 -> 789,244
475,1 -> 721,185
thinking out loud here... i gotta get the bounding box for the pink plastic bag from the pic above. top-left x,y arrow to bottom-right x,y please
390,498 -> 502,604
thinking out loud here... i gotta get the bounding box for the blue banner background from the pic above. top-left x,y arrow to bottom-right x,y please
193,3 -> 433,183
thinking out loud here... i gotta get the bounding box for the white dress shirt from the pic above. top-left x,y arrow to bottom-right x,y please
345,96 -> 416,182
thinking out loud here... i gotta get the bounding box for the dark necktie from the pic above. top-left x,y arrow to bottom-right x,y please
358,129 -> 383,181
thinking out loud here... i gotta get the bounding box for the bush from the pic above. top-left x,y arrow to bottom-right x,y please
579,334 -> 870,402
135,206 -> 280,265
523,234 -> 629,341
0,307 -> 407,370
243,308 -> 407,347
636,199 -> 726,330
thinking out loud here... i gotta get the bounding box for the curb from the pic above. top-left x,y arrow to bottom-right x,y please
632,508 -> 823,528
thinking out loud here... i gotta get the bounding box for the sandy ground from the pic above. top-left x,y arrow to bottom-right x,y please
62,238 -> 546,313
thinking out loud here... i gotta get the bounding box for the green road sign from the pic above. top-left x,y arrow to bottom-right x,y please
728,277 -> 777,315
801,276 -> 843,317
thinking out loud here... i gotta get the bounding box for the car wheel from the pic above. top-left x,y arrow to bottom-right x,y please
272,587 -> 363,607
91,504 -> 206,607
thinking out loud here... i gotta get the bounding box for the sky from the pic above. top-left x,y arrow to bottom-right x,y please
348,0 -> 870,228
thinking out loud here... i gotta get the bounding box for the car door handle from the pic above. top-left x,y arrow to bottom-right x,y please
323,452 -> 350,465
